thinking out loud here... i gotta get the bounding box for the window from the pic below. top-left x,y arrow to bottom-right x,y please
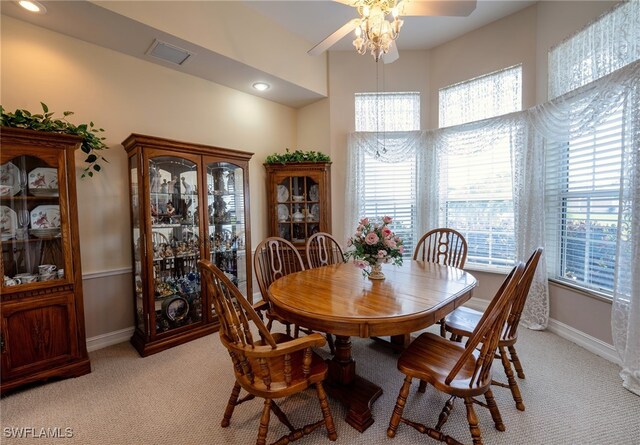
438,65 -> 522,269
545,111 -> 623,293
545,1 -> 639,294
354,92 -> 419,256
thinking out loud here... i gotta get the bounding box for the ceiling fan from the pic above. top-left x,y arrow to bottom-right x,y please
308,0 -> 477,63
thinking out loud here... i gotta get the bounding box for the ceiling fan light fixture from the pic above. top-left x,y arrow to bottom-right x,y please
352,0 -> 403,62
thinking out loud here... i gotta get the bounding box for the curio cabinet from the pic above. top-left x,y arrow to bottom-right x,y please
0,128 -> 91,394
123,134 -> 252,356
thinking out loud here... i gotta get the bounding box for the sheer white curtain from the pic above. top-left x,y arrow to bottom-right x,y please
548,0 -> 640,99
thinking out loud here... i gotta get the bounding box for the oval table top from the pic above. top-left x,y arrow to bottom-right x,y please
269,261 -> 477,338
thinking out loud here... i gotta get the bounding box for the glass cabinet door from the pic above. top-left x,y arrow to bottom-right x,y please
276,176 -> 320,244
1,155 -> 67,288
206,162 -> 247,300
130,156 -> 145,333
148,156 -> 202,335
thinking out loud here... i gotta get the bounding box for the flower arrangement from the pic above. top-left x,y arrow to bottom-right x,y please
345,216 -> 404,278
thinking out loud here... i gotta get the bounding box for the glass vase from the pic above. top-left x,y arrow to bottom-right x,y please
368,260 -> 385,280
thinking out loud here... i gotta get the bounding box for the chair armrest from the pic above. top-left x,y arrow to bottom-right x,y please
243,333 -> 326,358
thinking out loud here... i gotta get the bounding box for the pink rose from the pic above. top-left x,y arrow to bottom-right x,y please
377,250 -> 387,258
355,231 -> 362,237
398,245 -> 404,254
357,224 -> 364,232
359,217 -> 369,226
365,232 -> 379,245
383,216 -> 393,224
382,227 -> 392,238
385,238 -> 397,249
354,259 -> 368,269
394,236 -> 400,242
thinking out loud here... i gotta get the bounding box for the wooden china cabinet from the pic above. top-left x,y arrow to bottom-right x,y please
123,134 -> 253,357
264,162 -> 331,261
0,128 -> 91,394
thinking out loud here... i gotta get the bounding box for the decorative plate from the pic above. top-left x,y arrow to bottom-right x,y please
0,206 -> 17,241
277,185 -> 289,203
28,167 -> 58,196
309,184 -> 319,202
30,205 -> 61,229
0,162 -> 21,197
162,295 -> 190,322
277,204 -> 289,222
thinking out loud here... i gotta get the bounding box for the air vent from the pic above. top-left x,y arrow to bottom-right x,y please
146,39 -> 193,65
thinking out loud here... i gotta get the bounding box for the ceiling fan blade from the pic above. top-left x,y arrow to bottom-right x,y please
397,0 -> 477,17
383,43 -> 399,64
308,18 -> 360,56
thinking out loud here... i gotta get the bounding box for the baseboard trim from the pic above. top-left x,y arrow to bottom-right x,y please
546,318 -> 620,365
463,297 -> 620,365
86,327 -> 134,352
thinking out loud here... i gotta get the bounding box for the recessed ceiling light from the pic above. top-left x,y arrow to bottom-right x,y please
17,1 -> 47,14
252,82 -> 270,92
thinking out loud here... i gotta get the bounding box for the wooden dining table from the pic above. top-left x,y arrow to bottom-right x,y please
268,260 -> 477,432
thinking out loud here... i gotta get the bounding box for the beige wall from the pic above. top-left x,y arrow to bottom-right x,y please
95,1 -> 327,96
299,1 -> 619,344
1,16 -> 297,337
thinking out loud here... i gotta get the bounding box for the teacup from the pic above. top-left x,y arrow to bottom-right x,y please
38,264 -> 57,275
3,276 -> 21,286
39,273 -> 56,282
0,184 -> 12,196
15,273 -> 38,283
57,269 -> 64,278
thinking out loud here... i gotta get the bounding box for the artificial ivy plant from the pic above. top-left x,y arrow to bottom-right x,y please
1,102 -> 109,178
265,148 -> 331,165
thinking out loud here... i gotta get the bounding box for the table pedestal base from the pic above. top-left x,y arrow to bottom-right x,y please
325,335 -> 383,432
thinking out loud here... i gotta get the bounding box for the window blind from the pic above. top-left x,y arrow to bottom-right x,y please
354,92 -> 420,257
438,65 -> 522,268
545,108 -> 623,293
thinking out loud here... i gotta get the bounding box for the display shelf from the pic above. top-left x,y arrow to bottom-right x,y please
124,133 -> 253,357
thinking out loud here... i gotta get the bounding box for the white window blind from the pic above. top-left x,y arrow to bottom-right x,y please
354,92 -> 420,256
545,2 -> 639,295
438,65 -> 522,269
545,99 -> 624,294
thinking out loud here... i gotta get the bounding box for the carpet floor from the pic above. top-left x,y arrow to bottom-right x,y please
1,326 -> 639,445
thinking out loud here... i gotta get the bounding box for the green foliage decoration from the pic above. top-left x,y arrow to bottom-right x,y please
1,102 -> 109,178
265,148 -> 330,165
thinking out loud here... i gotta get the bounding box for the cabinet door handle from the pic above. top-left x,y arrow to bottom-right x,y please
0,333 -> 5,353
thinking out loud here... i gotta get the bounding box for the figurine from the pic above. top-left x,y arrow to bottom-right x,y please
150,165 -> 161,193
181,176 -> 193,195
166,201 -> 176,218
160,179 -> 168,194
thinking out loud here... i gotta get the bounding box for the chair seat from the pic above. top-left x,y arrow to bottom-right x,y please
397,332 -> 489,397
444,306 -> 483,336
445,307 -> 518,346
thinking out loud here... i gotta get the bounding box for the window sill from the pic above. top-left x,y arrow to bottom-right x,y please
463,267 -> 614,304
548,279 -> 613,304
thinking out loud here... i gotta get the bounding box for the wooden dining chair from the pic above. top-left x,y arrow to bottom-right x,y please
387,262 -> 525,445
413,228 -> 468,337
443,247 -> 544,411
304,232 -> 344,354
199,259 -> 337,445
254,237 -> 306,336
305,232 -> 346,269
413,228 -> 468,268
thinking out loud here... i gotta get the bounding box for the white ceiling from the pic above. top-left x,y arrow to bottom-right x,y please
2,0 -> 537,108
245,0 -> 537,51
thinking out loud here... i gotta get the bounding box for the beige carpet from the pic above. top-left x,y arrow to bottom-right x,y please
1,326 -> 639,445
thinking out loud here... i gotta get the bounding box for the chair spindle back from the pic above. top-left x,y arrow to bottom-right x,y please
445,262 -> 525,387
413,228 -> 468,268
306,232 -> 345,269
254,237 -> 305,304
